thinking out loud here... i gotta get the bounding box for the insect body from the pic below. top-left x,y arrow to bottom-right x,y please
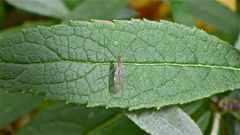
114,57 -> 123,90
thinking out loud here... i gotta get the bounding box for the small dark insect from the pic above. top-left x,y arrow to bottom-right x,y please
114,57 -> 123,90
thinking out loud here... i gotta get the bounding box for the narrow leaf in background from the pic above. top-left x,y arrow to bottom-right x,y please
16,103 -> 147,135
181,100 -> 206,116
0,91 -> 43,128
196,111 -> 212,133
0,19 -> 240,110
6,0 -> 69,19
127,107 -> 203,135
218,114 -> 239,135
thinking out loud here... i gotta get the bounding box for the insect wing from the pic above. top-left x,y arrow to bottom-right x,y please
114,58 -> 123,90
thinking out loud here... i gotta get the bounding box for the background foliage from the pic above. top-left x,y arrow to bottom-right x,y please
0,0 -> 239,135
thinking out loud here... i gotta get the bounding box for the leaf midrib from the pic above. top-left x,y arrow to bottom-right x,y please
0,60 -> 239,71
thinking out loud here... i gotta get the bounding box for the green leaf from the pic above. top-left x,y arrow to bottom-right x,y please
168,0 -> 194,27
196,111 -> 212,133
127,107 -> 202,135
16,103 -> 147,135
63,0 -> 129,22
0,91 -> 43,128
182,0 -> 239,36
181,100 -> 205,115
0,0 -> 5,29
6,0 -> 69,19
238,0 -> 240,21
0,21 -> 55,38
181,99 -> 212,134
231,111 -> 240,121
0,19 -> 240,110
235,34 -> 240,51
61,0 -> 84,9
115,8 -> 137,19
219,114 -> 236,135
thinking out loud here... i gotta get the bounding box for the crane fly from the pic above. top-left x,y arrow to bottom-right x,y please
114,57 -> 123,90
108,56 -> 124,93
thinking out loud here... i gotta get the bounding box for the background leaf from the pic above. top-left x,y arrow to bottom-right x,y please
115,8 -> 137,20
0,0 -> 4,29
238,0 -> 240,17
168,0 -> 194,27
0,19 -> 240,110
181,0 -> 238,37
5,0 -> 69,19
127,107 -> 203,135
181,99 -> 213,134
16,103 -> 147,135
0,91 -> 43,128
219,113 -> 237,135
63,0 -> 129,22
196,111 -> 212,133
181,100 -> 206,116
61,0 -> 84,10
235,34 -> 240,50
0,21 -> 55,38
